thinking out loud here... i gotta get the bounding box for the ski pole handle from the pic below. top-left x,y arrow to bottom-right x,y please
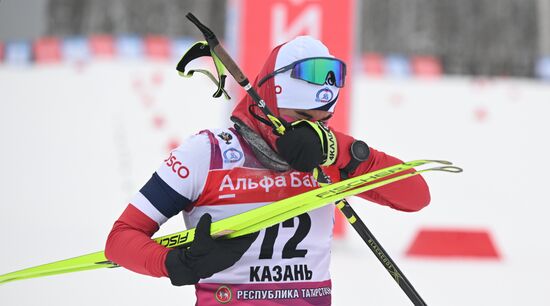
186,13 -> 248,86
185,13 -> 288,136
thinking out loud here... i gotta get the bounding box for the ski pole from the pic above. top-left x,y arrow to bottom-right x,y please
185,13 -> 288,136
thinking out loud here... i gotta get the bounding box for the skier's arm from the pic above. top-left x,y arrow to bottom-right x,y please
105,203 -> 169,277
262,122 -> 430,211
105,134 -> 210,278
333,131 -> 431,212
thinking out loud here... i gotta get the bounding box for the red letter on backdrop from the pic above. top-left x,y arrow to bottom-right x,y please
236,0 -> 355,237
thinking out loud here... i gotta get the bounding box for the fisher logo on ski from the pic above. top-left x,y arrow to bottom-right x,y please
314,160 -> 429,199
157,231 -> 190,248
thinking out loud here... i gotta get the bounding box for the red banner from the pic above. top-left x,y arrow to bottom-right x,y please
34,37 -> 62,64
236,0 -> 355,236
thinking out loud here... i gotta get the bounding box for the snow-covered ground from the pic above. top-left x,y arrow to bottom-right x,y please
1,61 -> 549,305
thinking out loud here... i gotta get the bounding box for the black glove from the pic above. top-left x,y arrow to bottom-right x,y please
276,120 -> 338,172
165,213 -> 258,286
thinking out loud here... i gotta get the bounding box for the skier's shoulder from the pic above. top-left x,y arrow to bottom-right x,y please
199,127 -> 242,148
172,127 -> 239,153
167,126 -> 245,171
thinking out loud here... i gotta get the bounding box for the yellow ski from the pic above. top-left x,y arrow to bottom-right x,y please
0,160 -> 461,285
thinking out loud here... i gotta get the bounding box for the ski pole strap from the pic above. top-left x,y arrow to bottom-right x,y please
291,120 -> 337,166
176,41 -> 231,100
269,114 -> 287,136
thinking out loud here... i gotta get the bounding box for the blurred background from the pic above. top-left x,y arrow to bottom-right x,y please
2,0 -> 550,77
1,1 -> 549,305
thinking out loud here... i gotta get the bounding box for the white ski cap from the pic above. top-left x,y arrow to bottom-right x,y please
274,36 -> 340,112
